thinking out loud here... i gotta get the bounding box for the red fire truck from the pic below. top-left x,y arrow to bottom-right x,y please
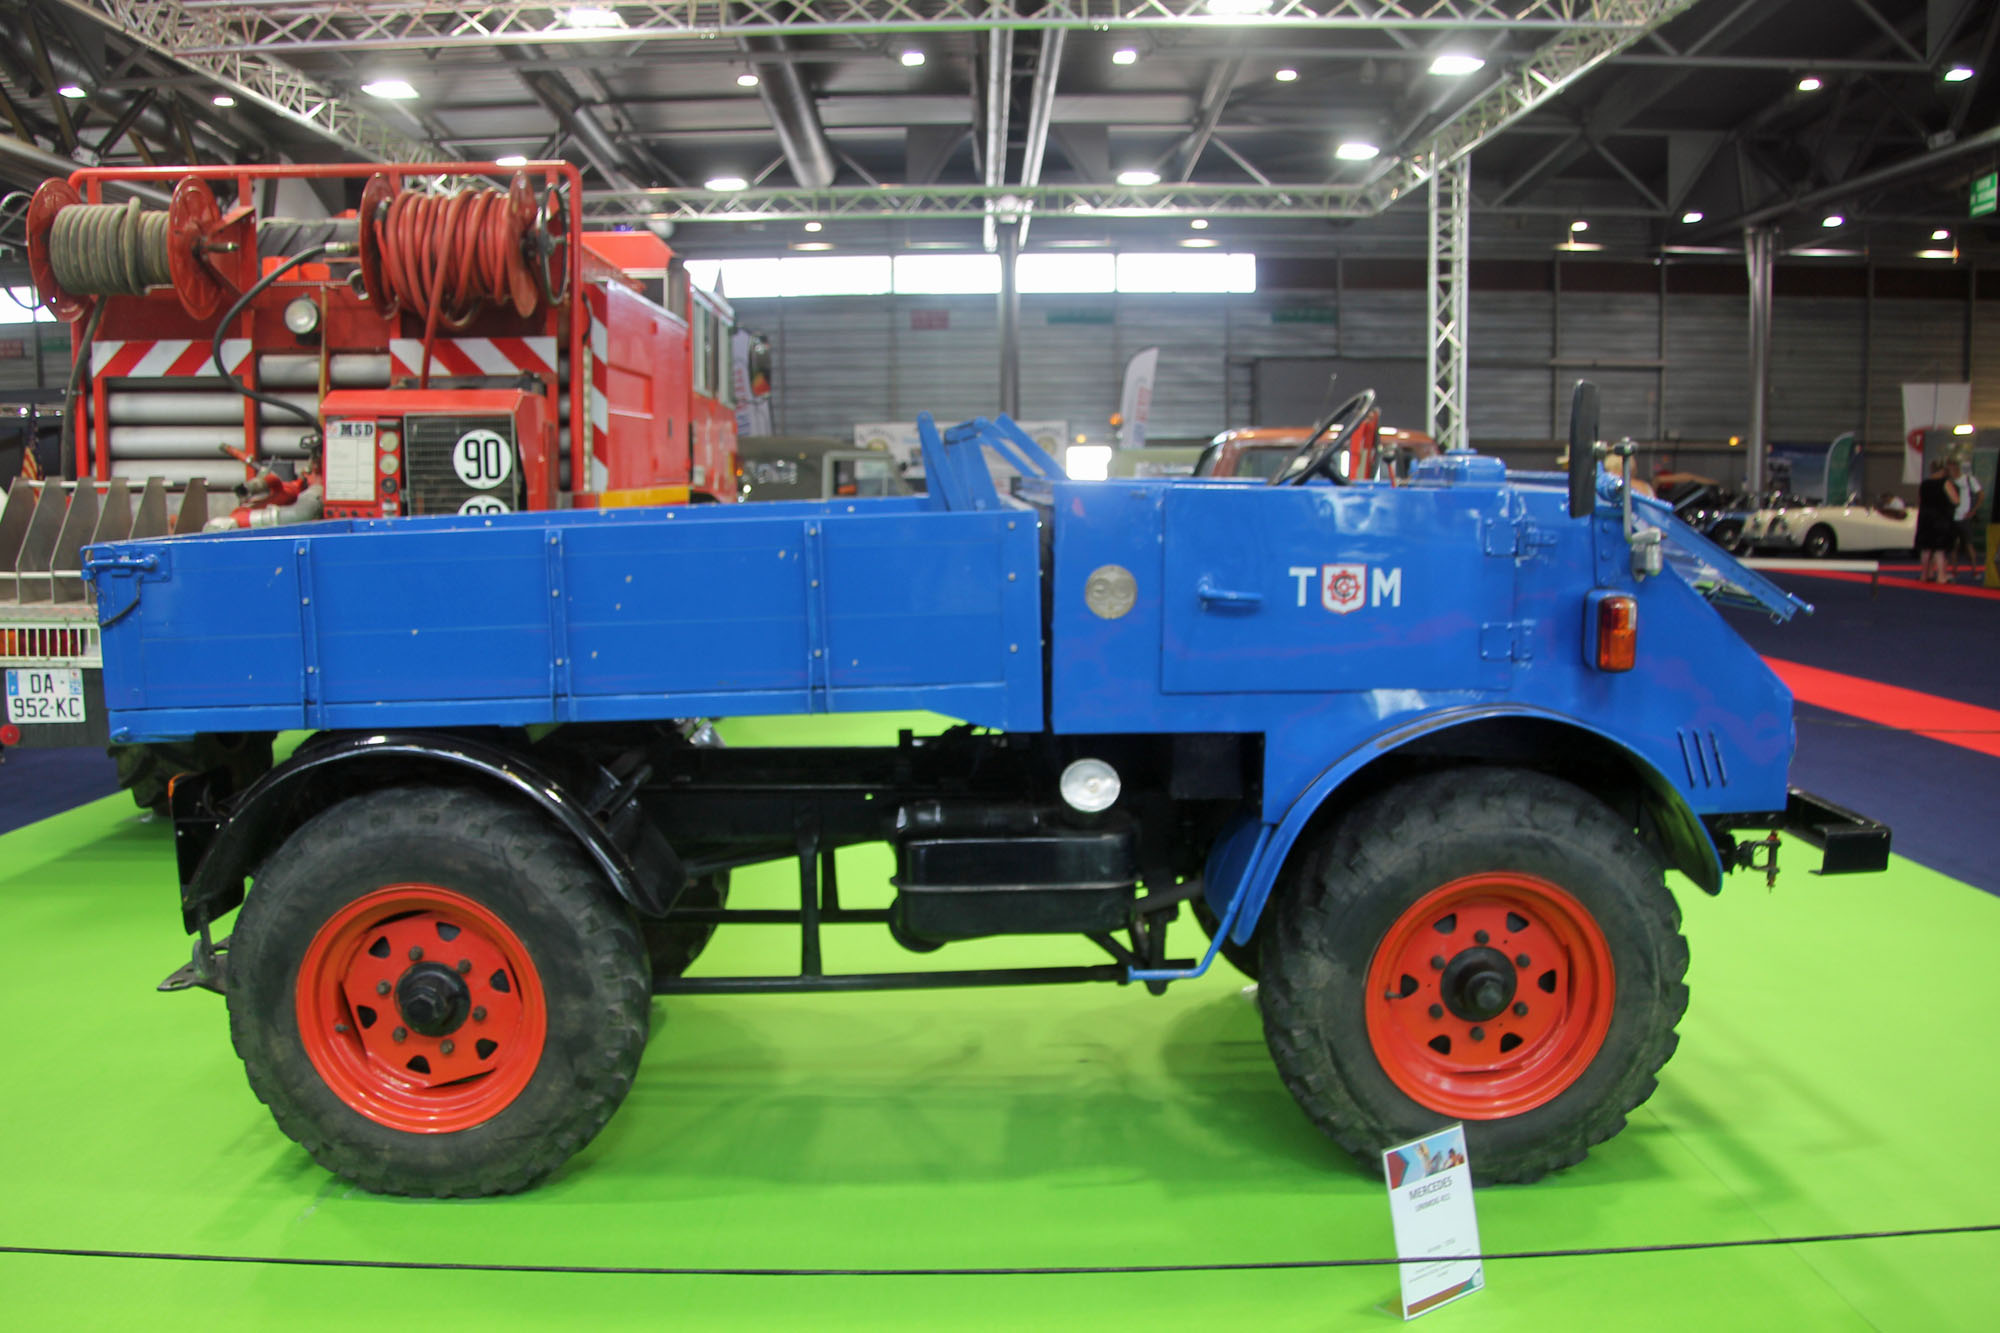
1,160 -> 743,805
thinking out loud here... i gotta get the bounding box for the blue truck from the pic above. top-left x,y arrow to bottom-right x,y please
85,385 -> 1887,1197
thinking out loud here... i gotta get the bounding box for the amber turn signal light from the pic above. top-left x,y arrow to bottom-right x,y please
1595,593 -> 1637,672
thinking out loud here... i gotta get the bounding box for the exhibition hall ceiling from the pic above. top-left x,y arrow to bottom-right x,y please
0,1 -> 1993,262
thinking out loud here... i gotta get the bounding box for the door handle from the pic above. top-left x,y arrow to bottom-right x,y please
1197,578 -> 1263,609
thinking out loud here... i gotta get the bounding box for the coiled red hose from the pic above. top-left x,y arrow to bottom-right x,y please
364,179 -> 540,386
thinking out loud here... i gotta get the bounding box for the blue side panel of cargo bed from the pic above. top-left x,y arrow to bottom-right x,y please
84,498 -> 1043,741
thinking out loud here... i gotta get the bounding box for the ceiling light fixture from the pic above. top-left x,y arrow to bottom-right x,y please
792,241 -> 834,251
1335,140 -> 1380,161
737,72 -> 760,88
361,78 -> 418,100
1181,237 -> 1219,248
1932,228 -> 1950,241
494,154 -> 528,167
1204,0 -> 1276,14
1916,249 -> 1958,260
899,49 -> 926,67
56,84 -> 86,99
212,94 -> 236,108
1952,423 -> 1975,435
1821,213 -> 1844,227
1112,48 -> 1139,66
705,176 -> 749,191
1189,218 -> 1209,230
1680,210 -> 1703,224
1797,75 -> 1823,92
1116,168 -> 1162,186
1428,53 -> 1486,77
1570,219 -> 1589,232
1943,65 -> 1974,82
1274,68 -> 1298,82
803,221 -> 823,232
563,5 -> 627,29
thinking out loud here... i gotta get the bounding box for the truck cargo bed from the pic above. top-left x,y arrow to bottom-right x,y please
86,497 -> 1044,741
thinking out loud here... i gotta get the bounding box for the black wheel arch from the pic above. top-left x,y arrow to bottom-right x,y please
177,730 -> 678,934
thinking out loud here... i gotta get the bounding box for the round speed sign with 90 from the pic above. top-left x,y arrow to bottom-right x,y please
452,429 -> 514,490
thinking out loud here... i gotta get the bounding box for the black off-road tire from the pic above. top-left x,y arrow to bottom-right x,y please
1193,898 -> 1262,981
1259,767 -> 1688,1184
225,785 -> 651,1197
112,731 -> 274,815
641,871 -> 730,986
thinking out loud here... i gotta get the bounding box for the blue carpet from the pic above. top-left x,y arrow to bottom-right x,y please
0,746 -> 122,836
1722,572 -> 2000,709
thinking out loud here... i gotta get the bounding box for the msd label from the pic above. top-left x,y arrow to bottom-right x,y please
1290,564 -> 1403,614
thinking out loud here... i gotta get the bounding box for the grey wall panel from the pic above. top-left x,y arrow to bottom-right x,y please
1558,291 -> 1660,362
1339,290 -> 1425,357
1471,292 -> 1553,363
1115,296 -> 1230,438
890,295 -> 1000,425
1468,365 -> 1551,440
1227,293 -> 1339,428
756,296 -> 898,438
1972,301 -> 2000,424
1662,294 -> 1746,441
1017,295 -> 1121,438
1583,369 -> 1660,443
1769,296 -> 1863,443
0,323 -> 58,392
1227,292 -> 1340,359
1868,298 -> 1968,442
730,276 -> 1952,454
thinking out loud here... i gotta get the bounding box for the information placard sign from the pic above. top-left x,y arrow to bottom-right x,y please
1383,1124 -> 1483,1319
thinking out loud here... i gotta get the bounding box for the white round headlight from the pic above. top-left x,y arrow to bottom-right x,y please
1060,758 -> 1121,813
283,296 -> 322,337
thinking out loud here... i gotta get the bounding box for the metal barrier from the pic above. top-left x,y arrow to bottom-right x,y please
1741,556 -> 1880,595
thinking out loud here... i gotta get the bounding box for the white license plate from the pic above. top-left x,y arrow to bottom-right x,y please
4,668 -> 87,724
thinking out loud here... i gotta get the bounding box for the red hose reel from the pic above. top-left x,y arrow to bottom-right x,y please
25,175 -> 246,322
356,171 -> 567,327
27,170 -> 569,330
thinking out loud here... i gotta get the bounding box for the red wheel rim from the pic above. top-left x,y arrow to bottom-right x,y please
295,884 -> 546,1134
1364,872 -> 1614,1119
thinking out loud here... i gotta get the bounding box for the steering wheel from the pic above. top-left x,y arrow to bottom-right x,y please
1266,390 -> 1377,487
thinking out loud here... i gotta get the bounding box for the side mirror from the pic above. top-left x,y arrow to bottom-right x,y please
1567,380 -> 1601,519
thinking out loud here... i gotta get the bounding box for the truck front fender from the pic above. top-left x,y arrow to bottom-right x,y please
1209,705 -> 1726,949
176,730 -> 658,934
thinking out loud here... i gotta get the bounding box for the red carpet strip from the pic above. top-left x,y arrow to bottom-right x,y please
1764,657 -> 2000,759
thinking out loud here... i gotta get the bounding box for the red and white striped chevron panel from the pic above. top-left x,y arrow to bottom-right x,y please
388,337 -> 558,380
584,285 -> 609,492
89,339 -> 251,378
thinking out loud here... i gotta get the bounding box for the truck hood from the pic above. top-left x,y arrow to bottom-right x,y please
1633,490 -> 1810,621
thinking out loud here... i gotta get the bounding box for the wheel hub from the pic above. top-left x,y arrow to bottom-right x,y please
296,885 -> 546,1134
1439,946 -> 1516,1022
395,961 -> 471,1037
1364,872 -> 1616,1120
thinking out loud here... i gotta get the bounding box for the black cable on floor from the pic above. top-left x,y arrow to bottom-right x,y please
4,1222 -> 1998,1278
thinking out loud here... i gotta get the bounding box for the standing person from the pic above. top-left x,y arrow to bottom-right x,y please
1948,457 -> 1984,581
1916,460 -> 1956,583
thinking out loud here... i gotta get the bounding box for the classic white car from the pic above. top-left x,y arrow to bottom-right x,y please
1739,495 -> 1916,557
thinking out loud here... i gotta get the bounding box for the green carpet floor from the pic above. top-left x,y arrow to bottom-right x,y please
2,716 -> 1994,1328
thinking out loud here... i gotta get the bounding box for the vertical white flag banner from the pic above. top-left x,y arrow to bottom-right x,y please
1383,1124 -> 1484,1319
1118,346 -> 1160,449
1901,382 -> 1971,484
